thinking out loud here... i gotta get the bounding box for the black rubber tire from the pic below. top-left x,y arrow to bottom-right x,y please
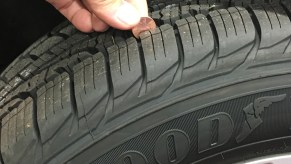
1,0 -> 291,163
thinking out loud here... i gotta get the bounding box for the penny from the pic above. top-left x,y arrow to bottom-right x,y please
132,17 -> 157,38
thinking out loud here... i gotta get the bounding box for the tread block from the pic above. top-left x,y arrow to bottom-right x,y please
70,37 -> 97,55
138,24 -> 179,95
19,64 -> 38,80
161,6 -> 180,25
250,4 -> 291,58
30,36 -> 64,56
73,53 -> 109,131
177,14 -> 214,69
37,72 -> 72,141
1,97 -> 40,164
0,81 -> 6,91
108,38 -> 142,98
0,98 -> 23,120
0,85 -> 12,106
157,4 -> 217,26
210,7 -> 255,68
141,24 -> 179,83
50,33 -> 89,56
176,14 -> 215,84
4,59 -> 31,81
149,0 -> 185,10
0,80 -> 8,104
98,25 -> 179,127
107,38 -> 143,118
36,72 -> 82,162
8,76 -> 23,89
19,35 -> 49,59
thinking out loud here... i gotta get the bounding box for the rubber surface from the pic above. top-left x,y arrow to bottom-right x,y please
1,0 -> 291,163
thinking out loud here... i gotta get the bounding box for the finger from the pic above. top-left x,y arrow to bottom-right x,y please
84,0 -> 140,30
47,0 -> 93,32
126,0 -> 148,17
91,14 -> 109,32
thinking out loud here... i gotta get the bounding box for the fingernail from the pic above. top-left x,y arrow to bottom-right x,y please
115,2 -> 140,26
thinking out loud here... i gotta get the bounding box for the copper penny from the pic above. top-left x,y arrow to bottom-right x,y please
132,17 -> 157,38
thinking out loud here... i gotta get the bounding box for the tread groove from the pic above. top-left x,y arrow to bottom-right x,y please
137,42 -> 148,97
97,49 -> 115,130
69,72 -> 80,128
246,6 -> 262,60
207,15 -> 219,70
31,96 -> 43,162
161,28 -> 183,94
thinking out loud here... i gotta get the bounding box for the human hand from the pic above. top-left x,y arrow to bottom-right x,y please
47,0 -> 148,32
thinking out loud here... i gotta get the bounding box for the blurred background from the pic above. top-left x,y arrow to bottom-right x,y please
0,0 -> 65,72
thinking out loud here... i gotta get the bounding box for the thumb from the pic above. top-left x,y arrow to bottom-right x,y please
85,0 -> 141,30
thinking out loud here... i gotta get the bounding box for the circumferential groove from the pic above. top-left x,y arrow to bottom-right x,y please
137,41 -> 148,97
31,96 -> 43,160
54,67 -> 80,126
206,14 -> 219,70
244,5 -> 263,61
69,72 -> 80,125
100,47 -> 115,126
174,26 -> 185,71
246,6 -> 262,40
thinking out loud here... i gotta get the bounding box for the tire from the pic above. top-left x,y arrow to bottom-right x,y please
1,0 -> 291,163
